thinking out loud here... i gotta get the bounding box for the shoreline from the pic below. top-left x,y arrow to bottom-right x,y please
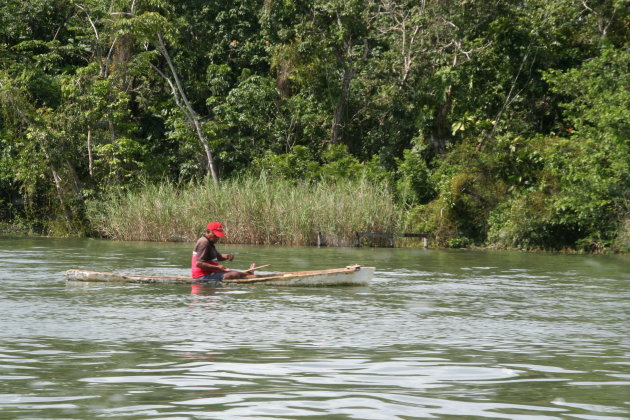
1,229 -> 625,255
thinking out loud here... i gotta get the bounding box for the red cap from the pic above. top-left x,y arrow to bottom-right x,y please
206,222 -> 225,237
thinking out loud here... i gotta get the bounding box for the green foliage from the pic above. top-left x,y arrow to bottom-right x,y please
487,191 -> 554,250
319,145 -> 364,180
252,145 -> 321,180
394,149 -> 434,206
487,47 -> 629,251
87,175 -> 403,246
544,47 -> 629,143
0,0 -> 627,251
252,143 -> 392,186
613,219 -> 630,254
212,74 -> 281,170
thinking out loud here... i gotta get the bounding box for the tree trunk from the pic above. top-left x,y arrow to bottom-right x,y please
87,128 -> 94,176
331,36 -> 365,145
331,67 -> 356,144
42,146 -> 75,234
430,86 -> 453,154
156,33 -> 220,184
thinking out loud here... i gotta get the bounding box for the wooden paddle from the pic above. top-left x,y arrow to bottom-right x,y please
224,264 -> 270,275
246,264 -> 270,272
242,264 -> 271,278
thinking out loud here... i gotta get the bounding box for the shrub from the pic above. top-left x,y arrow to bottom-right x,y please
86,175 -> 404,246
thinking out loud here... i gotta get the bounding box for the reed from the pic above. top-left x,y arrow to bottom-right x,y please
87,176 -> 407,246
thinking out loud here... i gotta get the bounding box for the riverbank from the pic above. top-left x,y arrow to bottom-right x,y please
3,177 -> 627,253
2,224 -> 624,256
0,222 -> 32,236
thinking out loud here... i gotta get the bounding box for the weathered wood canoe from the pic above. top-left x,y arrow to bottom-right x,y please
65,265 -> 374,287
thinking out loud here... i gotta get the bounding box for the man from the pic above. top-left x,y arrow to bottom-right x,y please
191,222 -> 256,282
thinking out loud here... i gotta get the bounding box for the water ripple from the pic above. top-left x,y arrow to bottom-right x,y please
1,239 -> 628,418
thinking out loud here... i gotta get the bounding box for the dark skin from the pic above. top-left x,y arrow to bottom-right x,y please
196,230 -> 256,279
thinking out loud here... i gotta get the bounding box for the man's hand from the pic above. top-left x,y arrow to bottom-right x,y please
245,263 -> 256,274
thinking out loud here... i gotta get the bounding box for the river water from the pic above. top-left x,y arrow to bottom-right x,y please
0,236 -> 628,419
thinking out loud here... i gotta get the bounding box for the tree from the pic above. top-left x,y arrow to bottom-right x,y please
111,0 -> 221,183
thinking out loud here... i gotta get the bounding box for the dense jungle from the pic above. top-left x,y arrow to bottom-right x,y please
0,0 -> 628,252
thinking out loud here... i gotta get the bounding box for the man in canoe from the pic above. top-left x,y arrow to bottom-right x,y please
192,222 -> 256,282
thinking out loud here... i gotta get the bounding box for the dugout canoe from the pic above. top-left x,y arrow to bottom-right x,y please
65,265 -> 374,287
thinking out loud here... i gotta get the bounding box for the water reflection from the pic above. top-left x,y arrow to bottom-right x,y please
191,284 -> 204,295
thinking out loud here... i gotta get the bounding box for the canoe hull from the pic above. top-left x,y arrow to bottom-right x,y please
65,265 -> 374,287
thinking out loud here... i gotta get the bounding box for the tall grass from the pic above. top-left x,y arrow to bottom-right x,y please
86,176 -> 407,246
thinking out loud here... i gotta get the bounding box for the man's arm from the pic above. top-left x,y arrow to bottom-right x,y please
196,259 -> 230,272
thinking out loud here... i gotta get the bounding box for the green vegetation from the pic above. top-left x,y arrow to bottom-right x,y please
87,175 -> 406,246
0,0 -> 627,252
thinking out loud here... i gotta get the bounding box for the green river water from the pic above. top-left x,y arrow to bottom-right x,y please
0,236 -> 628,419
